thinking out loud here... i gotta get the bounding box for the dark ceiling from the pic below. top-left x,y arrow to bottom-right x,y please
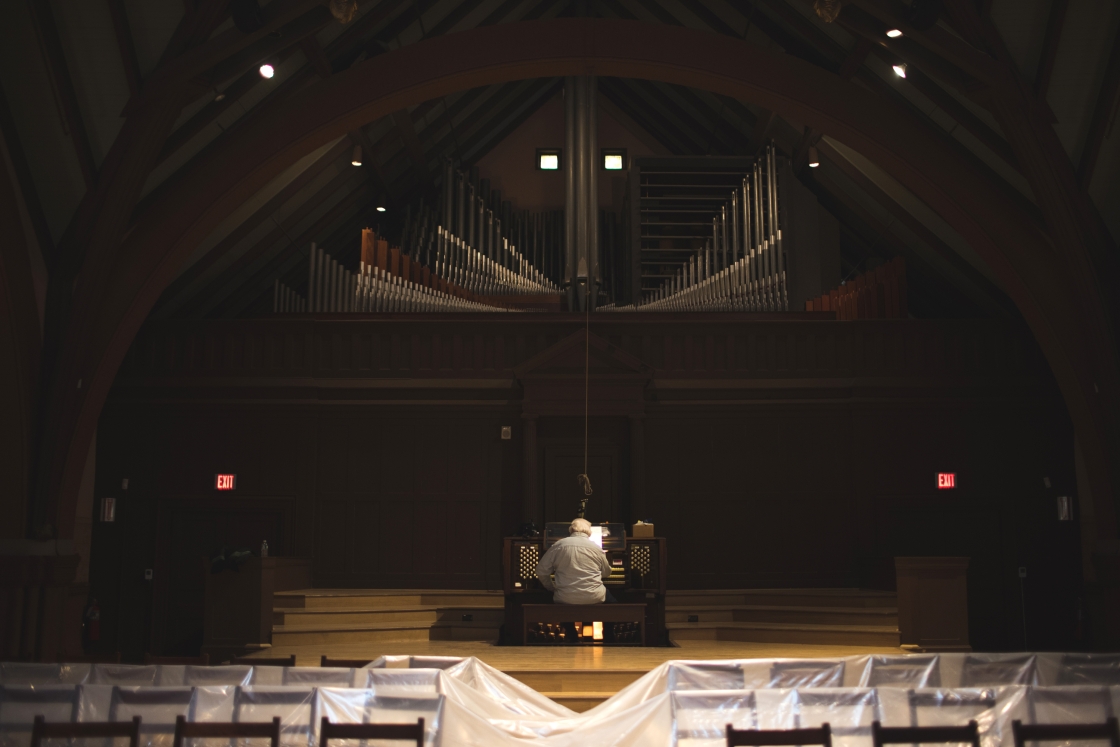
2,0 -> 1117,321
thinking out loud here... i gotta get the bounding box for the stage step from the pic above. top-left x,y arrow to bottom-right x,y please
665,604 -> 898,627
504,668 -> 646,693
666,588 -> 898,608
504,669 -> 645,714
667,620 -> 901,647
271,590 -> 504,646
540,692 -> 613,713
270,588 -> 900,648
666,589 -> 899,646
275,589 -> 504,610
272,620 -> 500,646
275,606 -> 505,627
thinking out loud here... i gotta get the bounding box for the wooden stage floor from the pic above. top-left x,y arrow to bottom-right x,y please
258,639 -> 904,670
247,638 -> 905,711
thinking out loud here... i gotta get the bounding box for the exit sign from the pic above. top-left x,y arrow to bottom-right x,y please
937,473 -> 956,489
215,474 -> 237,491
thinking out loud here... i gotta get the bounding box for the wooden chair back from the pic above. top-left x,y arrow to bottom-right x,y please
232,655 -> 296,667
31,715 -> 140,747
145,654 -> 210,666
320,656 -> 374,669
1012,718 -> 1120,747
173,715 -> 280,747
872,720 -> 980,747
58,652 -> 122,664
727,724 -> 832,747
318,717 -> 424,747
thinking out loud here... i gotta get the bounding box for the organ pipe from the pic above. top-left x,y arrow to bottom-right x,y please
602,144 -> 789,313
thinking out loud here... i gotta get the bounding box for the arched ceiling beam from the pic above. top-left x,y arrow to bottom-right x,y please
36,18 -> 1120,565
1033,0 -> 1068,101
1077,22 -> 1120,190
189,168 -> 369,315
27,0 -> 97,189
153,139 -> 353,318
0,126 -> 42,538
208,186 -> 374,318
106,0 -> 143,98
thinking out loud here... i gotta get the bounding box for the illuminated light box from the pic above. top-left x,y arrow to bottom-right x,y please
602,148 -> 626,170
937,472 -> 956,489
536,148 -> 561,170
215,473 -> 237,491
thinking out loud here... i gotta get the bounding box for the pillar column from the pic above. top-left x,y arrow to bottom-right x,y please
564,75 -> 599,311
629,413 -> 645,522
521,413 -> 539,526
0,545 -> 80,661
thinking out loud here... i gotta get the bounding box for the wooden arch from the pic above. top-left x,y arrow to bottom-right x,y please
44,18 -> 1118,546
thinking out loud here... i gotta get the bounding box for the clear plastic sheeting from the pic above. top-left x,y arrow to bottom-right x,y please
0,654 -> 1116,747
0,665 -> 89,686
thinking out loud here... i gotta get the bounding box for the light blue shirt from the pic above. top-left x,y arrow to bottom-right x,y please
535,534 -> 613,604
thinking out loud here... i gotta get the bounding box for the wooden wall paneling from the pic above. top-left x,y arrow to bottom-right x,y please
153,496 -> 294,657
317,499 -> 353,580
92,317 -> 1084,647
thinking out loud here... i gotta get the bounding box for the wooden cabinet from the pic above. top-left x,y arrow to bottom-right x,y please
202,557 -> 311,663
895,556 -> 970,652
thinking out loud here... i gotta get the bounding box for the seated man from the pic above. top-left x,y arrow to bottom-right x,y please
535,518 -> 616,604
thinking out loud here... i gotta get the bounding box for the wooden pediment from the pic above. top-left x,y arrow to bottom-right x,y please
514,329 -> 651,381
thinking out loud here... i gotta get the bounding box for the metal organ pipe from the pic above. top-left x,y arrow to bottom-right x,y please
563,74 -> 599,311
602,143 -> 791,313
585,75 -> 599,311
564,75 -> 578,310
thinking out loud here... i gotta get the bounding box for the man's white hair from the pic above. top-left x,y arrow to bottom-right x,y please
569,518 -> 592,537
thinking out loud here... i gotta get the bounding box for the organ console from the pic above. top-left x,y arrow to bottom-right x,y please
501,524 -> 667,646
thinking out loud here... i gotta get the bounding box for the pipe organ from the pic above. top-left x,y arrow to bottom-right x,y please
609,145 -> 832,312
274,157 -> 567,314
271,146 -> 833,315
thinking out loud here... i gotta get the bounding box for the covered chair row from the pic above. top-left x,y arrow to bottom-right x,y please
728,719 -> 1119,747
27,715 -> 423,747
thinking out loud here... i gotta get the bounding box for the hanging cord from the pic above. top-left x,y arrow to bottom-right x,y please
576,291 -> 593,514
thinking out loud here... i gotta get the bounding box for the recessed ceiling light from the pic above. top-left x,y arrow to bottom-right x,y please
886,28 -> 903,38
376,206 -> 386,212
259,63 -> 275,79
351,145 -> 362,167
892,63 -> 908,78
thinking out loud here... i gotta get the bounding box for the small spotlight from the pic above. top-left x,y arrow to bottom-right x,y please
214,90 -> 226,102
892,63 -> 908,78
376,206 -> 386,212
886,28 -> 903,37
259,63 -> 275,79
808,146 -> 820,168
351,145 -> 362,167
